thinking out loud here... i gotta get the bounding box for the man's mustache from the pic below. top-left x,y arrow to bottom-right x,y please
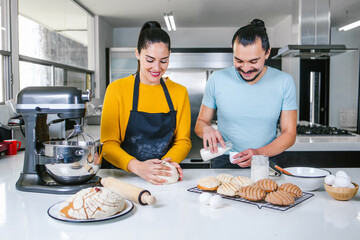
238,68 -> 258,74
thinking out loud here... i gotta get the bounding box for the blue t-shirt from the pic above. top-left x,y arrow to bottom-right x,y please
202,66 -> 297,153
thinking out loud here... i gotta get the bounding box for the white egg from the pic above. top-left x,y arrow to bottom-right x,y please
209,195 -> 223,209
199,192 -> 212,205
335,171 -> 351,182
333,176 -> 351,188
324,174 -> 336,185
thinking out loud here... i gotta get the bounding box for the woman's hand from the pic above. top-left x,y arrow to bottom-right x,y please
202,126 -> 225,153
127,158 -> 173,185
162,157 -> 184,181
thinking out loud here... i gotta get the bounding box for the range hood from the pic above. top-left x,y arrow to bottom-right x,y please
272,0 -> 356,60
273,44 -> 355,59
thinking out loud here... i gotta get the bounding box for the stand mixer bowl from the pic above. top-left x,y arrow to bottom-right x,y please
42,141 -> 102,185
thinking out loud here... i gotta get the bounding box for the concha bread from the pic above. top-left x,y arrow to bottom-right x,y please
217,182 -> 240,196
216,174 -> 234,183
197,176 -> 221,191
255,179 -> 278,193
231,176 -> 254,187
59,187 -> 126,219
265,190 -> 295,206
279,183 -> 303,197
238,186 -> 266,201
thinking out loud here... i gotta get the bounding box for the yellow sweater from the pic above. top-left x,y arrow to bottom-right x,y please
100,75 -> 192,171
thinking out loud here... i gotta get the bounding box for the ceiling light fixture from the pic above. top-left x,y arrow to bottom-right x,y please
338,20 -> 360,31
164,12 -> 176,31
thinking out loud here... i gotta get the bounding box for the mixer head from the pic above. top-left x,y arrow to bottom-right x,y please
16,86 -> 91,119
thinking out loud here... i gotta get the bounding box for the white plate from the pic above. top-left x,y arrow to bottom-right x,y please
47,199 -> 134,223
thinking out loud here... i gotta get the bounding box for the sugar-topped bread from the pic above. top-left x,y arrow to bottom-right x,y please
216,174 -> 234,183
255,179 -> 278,193
231,176 -> 254,187
238,185 -> 266,201
279,183 -> 303,197
217,182 -> 240,197
197,176 -> 221,191
59,187 -> 126,220
265,190 -> 295,206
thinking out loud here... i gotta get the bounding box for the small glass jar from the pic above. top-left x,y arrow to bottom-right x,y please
251,155 -> 269,182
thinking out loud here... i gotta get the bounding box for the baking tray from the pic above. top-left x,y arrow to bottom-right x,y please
187,186 -> 314,211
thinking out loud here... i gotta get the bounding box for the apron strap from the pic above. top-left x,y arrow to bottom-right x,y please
132,74 -> 141,111
160,78 -> 175,111
132,74 -> 175,112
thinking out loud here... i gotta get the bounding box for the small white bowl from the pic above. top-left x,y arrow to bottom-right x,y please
282,167 -> 331,191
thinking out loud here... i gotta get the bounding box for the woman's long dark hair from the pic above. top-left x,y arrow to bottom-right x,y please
136,21 -> 171,73
231,19 -> 270,53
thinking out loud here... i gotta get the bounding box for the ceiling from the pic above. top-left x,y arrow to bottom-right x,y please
78,0 -> 360,29
18,0 -> 360,46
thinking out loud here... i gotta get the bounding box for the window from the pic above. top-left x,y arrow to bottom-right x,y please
18,0 -> 94,92
0,0 -> 9,103
19,61 -> 51,89
0,56 -> 4,101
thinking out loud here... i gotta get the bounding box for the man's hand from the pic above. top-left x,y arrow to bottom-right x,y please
232,148 -> 261,167
202,126 -> 226,153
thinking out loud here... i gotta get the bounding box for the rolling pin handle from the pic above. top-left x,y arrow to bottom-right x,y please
139,190 -> 156,205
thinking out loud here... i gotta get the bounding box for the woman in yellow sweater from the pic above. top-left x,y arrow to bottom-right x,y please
100,21 -> 191,185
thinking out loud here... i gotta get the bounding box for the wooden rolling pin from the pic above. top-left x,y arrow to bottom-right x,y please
101,177 -> 156,205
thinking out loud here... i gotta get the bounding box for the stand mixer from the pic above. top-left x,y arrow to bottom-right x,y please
15,86 -> 102,194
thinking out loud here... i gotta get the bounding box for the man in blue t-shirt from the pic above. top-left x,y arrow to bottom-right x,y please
195,19 -> 297,168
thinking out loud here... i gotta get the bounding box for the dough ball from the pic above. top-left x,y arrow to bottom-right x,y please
157,161 -> 179,184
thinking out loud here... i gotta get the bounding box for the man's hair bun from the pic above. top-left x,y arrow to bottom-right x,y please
250,19 -> 266,30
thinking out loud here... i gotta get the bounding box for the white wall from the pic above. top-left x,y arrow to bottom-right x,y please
329,27 -> 360,128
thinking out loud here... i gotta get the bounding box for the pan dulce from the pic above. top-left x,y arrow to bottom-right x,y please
196,174 -> 303,206
59,187 -> 126,220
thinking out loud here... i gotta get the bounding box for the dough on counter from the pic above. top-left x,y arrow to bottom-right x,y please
157,161 -> 179,184
59,187 -> 126,219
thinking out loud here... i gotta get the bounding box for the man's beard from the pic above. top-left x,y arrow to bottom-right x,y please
238,68 -> 263,82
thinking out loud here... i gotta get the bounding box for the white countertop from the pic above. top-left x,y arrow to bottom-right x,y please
1,151 -> 360,240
